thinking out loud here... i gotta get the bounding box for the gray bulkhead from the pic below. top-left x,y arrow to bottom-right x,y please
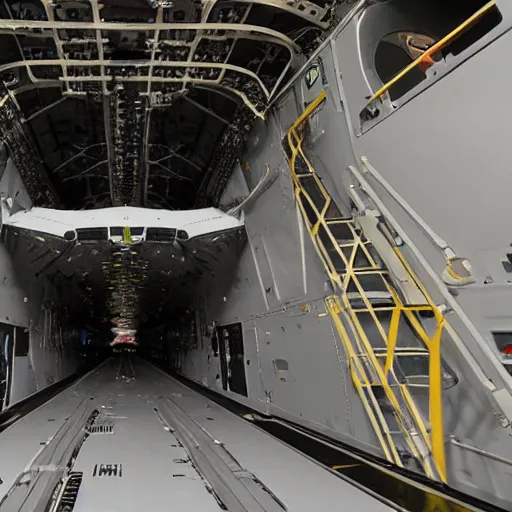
175,1 -> 512,508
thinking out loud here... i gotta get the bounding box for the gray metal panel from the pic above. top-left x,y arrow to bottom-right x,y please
9,356 -> 36,406
219,162 -> 251,210
330,16 -> 371,137
352,31 -> 512,266
254,299 -> 383,452
181,295 -> 385,455
201,240 -> 269,325
205,114 -> 330,326
237,115 -> 325,305
242,325 -> 266,402
251,231 -> 282,309
0,244 -> 29,327
273,91 -> 301,138
295,85 -> 355,210
0,158 -> 32,213
0,159 -> 78,404
256,302 -> 348,428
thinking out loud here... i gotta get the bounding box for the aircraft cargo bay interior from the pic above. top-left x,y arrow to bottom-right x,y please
0,1 -> 511,511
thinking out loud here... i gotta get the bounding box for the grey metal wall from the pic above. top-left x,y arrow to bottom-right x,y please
332,11 -> 512,503
179,107 -> 383,455
337,3 -> 512,347
0,160 -> 32,328
0,158 -> 77,405
177,3 -> 512,507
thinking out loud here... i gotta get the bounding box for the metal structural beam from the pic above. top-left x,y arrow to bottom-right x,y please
148,143 -> 203,173
0,20 -> 299,42
182,94 -> 231,125
51,143 -> 105,174
24,96 -> 68,122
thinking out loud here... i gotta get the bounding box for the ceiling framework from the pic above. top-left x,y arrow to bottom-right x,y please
0,82 -> 60,206
0,0 -> 341,211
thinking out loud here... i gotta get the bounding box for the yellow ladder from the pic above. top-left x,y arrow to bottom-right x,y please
284,90 -> 447,481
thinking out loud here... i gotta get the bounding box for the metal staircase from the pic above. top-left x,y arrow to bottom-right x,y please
283,90 -> 450,482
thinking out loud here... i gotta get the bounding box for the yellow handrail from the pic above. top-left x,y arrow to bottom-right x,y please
369,0 -> 497,103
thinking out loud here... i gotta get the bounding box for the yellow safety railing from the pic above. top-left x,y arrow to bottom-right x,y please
285,90 -> 448,481
369,0 -> 497,103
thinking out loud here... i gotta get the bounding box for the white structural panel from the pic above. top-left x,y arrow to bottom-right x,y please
4,206 -> 243,239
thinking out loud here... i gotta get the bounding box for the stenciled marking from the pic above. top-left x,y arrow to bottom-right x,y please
92,463 -> 123,477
